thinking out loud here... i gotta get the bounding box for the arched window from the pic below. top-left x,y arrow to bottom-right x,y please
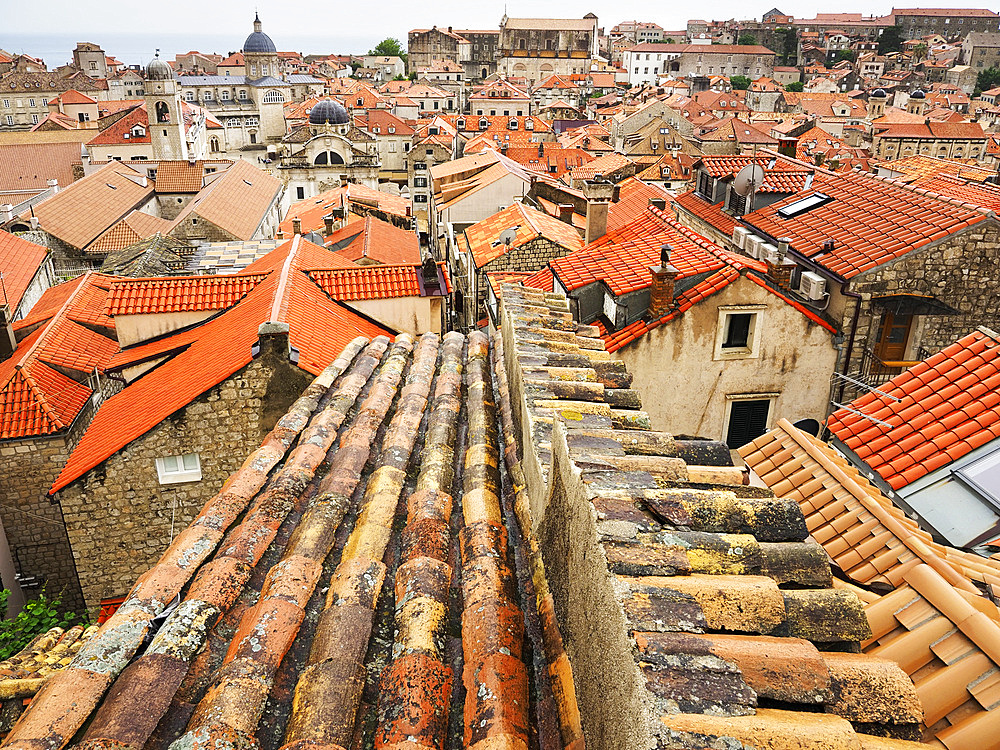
226,118 -> 239,128
519,38 -> 526,50
245,116 -> 259,127
155,101 -> 170,123
262,89 -> 284,104
210,137 -> 220,152
329,151 -> 344,165
314,152 -> 328,165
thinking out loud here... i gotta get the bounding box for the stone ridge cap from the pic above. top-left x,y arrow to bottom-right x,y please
497,281 -> 923,745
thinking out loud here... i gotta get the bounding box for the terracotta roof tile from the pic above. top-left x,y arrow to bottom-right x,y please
85,211 -> 173,255
105,274 -> 268,315
743,170 -> 987,280
828,330 -> 1000,490
0,230 -> 49,312
460,202 -> 584,269
309,262 -> 449,301
326,215 -> 421,266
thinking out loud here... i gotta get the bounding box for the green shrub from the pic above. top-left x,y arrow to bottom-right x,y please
0,590 -> 80,661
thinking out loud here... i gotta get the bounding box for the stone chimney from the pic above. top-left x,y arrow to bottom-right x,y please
648,197 -> 666,210
0,305 -> 17,362
292,217 -> 302,235
255,321 -> 291,362
649,244 -> 679,319
581,176 -> 615,244
323,215 -> 334,235
766,237 -> 796,289
558,204 -> 575,224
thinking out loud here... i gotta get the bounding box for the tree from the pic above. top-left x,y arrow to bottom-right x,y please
369,38 -> 408,64
665,37 -> 676,44
834,49 -> 856,63
730,75 -> 752,89
785,81 -> 804,92
774,27 -> 798,66
912,42 -> 928,62
975,67 -> 1000,97
738,33 -> 758,46
878,25 -> 904,54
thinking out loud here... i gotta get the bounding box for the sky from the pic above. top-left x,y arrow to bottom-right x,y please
0,0 -> 993,65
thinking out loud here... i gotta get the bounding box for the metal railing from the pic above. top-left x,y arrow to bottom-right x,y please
857,346 -> 927,389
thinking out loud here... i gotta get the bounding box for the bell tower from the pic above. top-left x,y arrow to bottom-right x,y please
144,50 -> 188,160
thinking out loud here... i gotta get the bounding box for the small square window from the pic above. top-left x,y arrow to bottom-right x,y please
155,453 -> 202,484
724,314 -> 752,348
715,307 -> 763,359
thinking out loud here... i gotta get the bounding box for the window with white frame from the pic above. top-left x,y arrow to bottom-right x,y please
155,453 -> 202,484
714,305 -> 764,359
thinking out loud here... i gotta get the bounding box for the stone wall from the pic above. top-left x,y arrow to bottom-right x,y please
474,237 -> 578,319
841,220 -> 1000,376
55,337 -> 311,612
0,434 -> 84,612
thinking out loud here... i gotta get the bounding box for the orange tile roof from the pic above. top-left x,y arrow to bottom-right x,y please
674,190 -> 738,237
105,274 -> 268,315
327,215 -> 421,266
51,238 -> 393,493
742,419 -> 1000,592
279,184 -> 411,238
309,262 -> 449,301
24,161 -> 154,251
743,170 -> 987,280
828,329 -> 1000,491
0,273 -> 117,440
154,161 -> 217,193
0,141 -> 83,194
568,152 -> 633,181
0,230 -> 49,311
912,173 -> 1000,212
460,202 -> 584,269
606,177 -> 671,233
169,159 -> 281,241
874,121 -> 986,141
549,205 -> 732,295
86,211 -> 172,255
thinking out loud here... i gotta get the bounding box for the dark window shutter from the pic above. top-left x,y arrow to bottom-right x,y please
726,399 -> 770,448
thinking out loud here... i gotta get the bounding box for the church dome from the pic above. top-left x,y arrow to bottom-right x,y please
309,99 -> 350,125
146,52 -> 173,81
871,88 -> 887,98
910,89 -> 926,99
244,14 -> 277,54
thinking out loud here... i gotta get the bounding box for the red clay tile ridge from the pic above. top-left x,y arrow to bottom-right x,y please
851,166 -> 997,217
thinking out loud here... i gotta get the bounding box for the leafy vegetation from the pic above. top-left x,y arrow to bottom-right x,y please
730,75 -> 752,90
0,590 -> 80,661
738,33 -> 758,46
834,49 -> 856,63
785,81 -> 804,92
878,25 -> 904,54
774,27 -> 798,66
975,67 -> 1000,97
369,38 -> 408,64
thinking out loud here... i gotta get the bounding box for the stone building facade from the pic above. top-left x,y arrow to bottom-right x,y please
835,220 -> 1000,386
497,15 -> 599,83
55,337 -> 311,611
407,27 -> 499,82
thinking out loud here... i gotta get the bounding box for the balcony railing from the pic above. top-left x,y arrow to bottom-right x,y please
857,346 -> 932,389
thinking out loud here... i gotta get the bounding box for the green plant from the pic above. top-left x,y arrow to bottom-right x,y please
738,33 -> 758,46
730,75 -> 752,89
0,589 -> 79,661
785,81 -> 804,92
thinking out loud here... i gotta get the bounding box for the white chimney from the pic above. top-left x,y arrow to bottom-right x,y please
46,178 -> 59,194
29,217 -> 39,230
1,205 -> 12,223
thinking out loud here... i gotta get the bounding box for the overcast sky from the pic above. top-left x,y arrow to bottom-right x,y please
1,0 -> 994,63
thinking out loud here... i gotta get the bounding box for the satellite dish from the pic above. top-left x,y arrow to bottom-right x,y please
498,227 -> 518,246
733,163 -> 765,197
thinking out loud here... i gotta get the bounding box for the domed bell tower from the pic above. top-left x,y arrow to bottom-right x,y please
145,50 -> 188,160
243,14 -> 280,81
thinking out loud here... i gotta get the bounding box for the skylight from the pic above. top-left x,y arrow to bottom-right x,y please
777,192 -> 834,218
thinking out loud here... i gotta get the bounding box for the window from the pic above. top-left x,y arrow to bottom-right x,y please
414,176 -> 427,187
776,192 -> 834,218
31,114 -> 38,124
209,136 -> 220,152
244,117 -> 258,127
1,99 -> 7,108
185,91 -> 195,101
41,98 -> 47,105
221,89 -> 230,100
725,398 -> 772,448
715,306 -> 764,359
697,171 -> 715,199
262,90 -> 285,104
414,194 -> 428,202
155,453 -> 202,484
296,186 -> 305,199
28,98 -> 35,107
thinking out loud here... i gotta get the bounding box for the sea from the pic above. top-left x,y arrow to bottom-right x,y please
0,32 -> 384,68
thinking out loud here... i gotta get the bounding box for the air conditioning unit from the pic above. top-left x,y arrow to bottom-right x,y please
760,243 -> 779,264
744,236 -> 764,258
731,226 -> 750,250
799,271 -> 827,301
